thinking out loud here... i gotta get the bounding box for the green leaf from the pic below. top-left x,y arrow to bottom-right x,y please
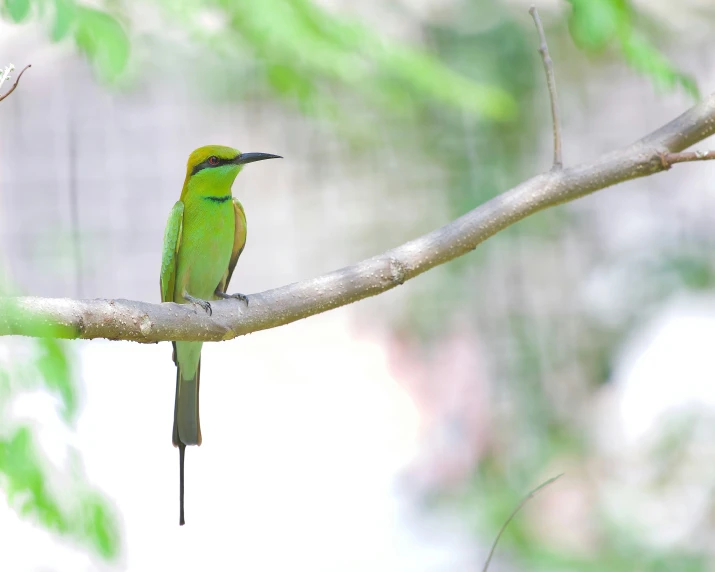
620,32 -> 699,98
0,428 -> 66,532
566,0 -> 699,98
222,0 -> 515,121
74,6 -> 129,82
4,0 -> 30,23
35,338 -> 78,422
79,494 -> 120,559
51,0 -> 76,42
566,0 -> 629,52
0,427 -> 121,559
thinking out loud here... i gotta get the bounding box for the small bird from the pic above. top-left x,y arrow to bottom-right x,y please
160,145 -> 281,525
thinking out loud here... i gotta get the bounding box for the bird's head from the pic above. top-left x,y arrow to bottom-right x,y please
182,145 -> 281,199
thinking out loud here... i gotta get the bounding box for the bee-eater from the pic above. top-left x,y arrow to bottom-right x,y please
160,145 -> 281,525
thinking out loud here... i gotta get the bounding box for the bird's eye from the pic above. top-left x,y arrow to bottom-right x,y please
208,156 -> 220,166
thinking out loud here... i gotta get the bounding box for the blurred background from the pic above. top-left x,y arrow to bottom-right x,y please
1,0 -> 715,570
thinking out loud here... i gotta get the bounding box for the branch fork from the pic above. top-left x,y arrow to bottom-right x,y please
658,149 -> 715,170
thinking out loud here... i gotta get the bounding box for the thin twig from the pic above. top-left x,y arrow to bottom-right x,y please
482,473 -> 564,572
0,64 -> 31,103
529,6 -> 563,170
658,149 -> 715,169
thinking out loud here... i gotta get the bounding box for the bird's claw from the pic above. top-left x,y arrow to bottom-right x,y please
184,294 -> 212,316
230,293 -> 249,306
195,299 -> 212,316
215,290 -> 249,307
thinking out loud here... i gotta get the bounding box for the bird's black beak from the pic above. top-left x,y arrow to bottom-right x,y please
233,152 -> 282,165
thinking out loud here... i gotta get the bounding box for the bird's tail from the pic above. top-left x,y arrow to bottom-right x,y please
172,359 -> 202,447
173,351 -> 202,526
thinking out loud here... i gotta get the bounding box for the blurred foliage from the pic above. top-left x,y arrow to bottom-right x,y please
566,0 -> 699,98
215,0 -> 516,120
2,0 -> 517,119
393,0 -> 547,344
382,0 -> 701,343
5,0 -> 29,22
0,293 -> 121,558
72,5 -> 130,83
427,0 -> 540,215
0,427 -> 119,558
451,458 -> 709,571
35,338 -> 77,421
1,0 -> 699,118
1,0 -> 130,81
651,249 -> 715,292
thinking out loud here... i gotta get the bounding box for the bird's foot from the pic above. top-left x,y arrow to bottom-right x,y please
214,290 -> 249,307
184,293 -> 212,316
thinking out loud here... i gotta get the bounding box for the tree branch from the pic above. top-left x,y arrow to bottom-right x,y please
659,149 -> 715,168
0,64 -> 31,103
2,91 -> 715,342
529,6 -> 563,170
3,9 -> 715,345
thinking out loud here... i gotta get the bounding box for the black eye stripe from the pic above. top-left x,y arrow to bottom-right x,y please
190,155 -> 236,176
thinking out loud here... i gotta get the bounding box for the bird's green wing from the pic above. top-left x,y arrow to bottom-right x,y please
160,200 -> 185,303
219,198 -> 247,293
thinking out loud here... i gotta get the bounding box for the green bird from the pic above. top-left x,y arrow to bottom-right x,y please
160,145 -> 281,525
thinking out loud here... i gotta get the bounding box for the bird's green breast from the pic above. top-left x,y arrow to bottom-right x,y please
174,196 -> 235,301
